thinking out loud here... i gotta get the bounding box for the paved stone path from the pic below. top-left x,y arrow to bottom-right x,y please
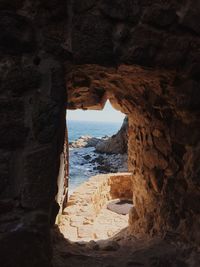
58,201 -> 128,242
58,173 -> 132,242
54,174 -> 198,267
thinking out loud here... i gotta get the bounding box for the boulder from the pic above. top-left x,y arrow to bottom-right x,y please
69,136 -> 101,148
95,116 -> 128,154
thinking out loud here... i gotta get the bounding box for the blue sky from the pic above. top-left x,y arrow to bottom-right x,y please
67,101 -> 125,123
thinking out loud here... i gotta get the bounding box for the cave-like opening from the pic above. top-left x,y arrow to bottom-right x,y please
56,99 -> 135,242
1,1 -> 200,267
52,63 -> 200,267
67,100 -> 127,193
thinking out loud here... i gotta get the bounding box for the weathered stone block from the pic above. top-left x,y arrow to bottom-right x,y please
50,65 -> 66,103
0,150 -> 11,197
43,38 -> 73,60
1,66 -> 41,96
179,2 -> 200,35
32,100 -> 62,143
120,25 -> 162,66
0,0 -> 24,10
142,5 -> 177,28
72,0 -> 96,13
39,0 -> 68,20
0,12 -> 36,54
100,0 -> 141,23
155,35 -> 190,68
21,146 -> 57,209
0,99 -> 29,149
72,14 -> 113,64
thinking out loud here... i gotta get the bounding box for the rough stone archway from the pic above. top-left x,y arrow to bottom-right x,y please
66,63 -> 199,239
0,1 -> 200,266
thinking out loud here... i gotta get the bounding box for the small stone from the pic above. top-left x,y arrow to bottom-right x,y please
83,155 -> 91,160
0,99 -> 29,150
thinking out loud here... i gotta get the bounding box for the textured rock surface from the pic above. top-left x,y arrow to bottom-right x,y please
96,116 -> 128,154
69,135 -> 101,148
0,0 -> 200,266
60,173 -> 132,241
67,63 -> 200,245
67,0 -> 200,246
0,1 -> 68,266
69,116 -> 128,155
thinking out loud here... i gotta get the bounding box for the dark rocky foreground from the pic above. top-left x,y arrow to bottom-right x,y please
0,1 -> 200,266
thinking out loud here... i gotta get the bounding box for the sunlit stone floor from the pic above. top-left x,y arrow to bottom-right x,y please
58,201 -> 129,242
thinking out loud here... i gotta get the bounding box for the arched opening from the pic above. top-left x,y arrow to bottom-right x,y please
67,100 -> 127,193
1,1 -> 200,266
57,100 -> 135,242
53,62 -> 200,266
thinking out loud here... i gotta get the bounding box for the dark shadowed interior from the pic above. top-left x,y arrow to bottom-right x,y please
0,1 -> 200,266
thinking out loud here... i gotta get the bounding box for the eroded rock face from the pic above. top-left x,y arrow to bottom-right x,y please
0,1 -> 68,266
0,0 -> 200,266
67,0 -> 200,246
96,116 -> 128,154
67,63 -> 200,244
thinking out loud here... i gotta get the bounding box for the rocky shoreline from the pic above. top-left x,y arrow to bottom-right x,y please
69,135 -> 128,174
69,117 -> 128,175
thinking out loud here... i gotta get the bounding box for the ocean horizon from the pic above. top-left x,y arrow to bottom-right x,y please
67,120 -> 123,143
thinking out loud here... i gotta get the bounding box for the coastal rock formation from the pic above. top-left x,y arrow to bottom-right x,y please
96,116 -> 128,154
69,119 -> 128,175
69,135 -> 101,148
70,116 -> 128,154
69,141 -> 128,176
93,153 -> 127,173
0,0 -> 200,266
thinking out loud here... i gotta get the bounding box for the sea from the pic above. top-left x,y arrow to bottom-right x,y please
67,120 -> 122,193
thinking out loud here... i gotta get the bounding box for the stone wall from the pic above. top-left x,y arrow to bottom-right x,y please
109,173 -> 133,200
67,63 -> 200,244
127,105 -> 199,242
59,173 -> 132,241
67,0 -> 200,245
63,173 -> 133,227
0,1 -> 69,266
0,0 -> 200,266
